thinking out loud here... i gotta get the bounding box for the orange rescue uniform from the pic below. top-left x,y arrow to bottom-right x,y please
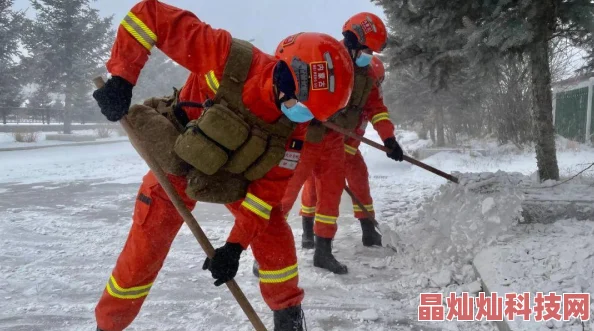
281,130 -> 346,239
95,1 -> 306,330
300,69 -> 394,222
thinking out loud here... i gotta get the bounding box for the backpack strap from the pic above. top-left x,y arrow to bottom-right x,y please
213,38 -> 296,139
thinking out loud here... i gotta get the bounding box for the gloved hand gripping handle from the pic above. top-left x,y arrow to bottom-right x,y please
92,76 -> 268,331
322,121 -> 459,184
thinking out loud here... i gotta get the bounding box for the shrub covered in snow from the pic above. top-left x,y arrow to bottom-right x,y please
12,130 -> 40,143
94,125 -> 114,139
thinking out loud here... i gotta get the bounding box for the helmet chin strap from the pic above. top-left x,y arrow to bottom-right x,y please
350,49 -> 359,63
343,31 -> 367,64
273,84 -> 296,110
272,60 -> 297,110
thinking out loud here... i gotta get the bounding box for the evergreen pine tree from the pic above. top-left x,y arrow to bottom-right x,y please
373,0 -> 594,181
0,0 -> 27,123
22,0 -> 113,133
132,49 -> 190,104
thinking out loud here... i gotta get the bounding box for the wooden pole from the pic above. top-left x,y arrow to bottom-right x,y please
344,185 -> 399,252
322,121 -> 459,184
344,186 -> 379,228
93,77 -> 268,331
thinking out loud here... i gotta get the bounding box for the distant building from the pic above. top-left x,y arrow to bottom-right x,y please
552,73 -> 594,143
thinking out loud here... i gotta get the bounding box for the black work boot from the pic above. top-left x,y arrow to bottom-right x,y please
313,235 -> 348,274
359,218 -> 382,247
274,305 -> 305,331
301,216 -> 314,249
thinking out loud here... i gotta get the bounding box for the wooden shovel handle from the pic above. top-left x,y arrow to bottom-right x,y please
93,76 -> 268,331
344,186 -> 379,228
322,121 -> 459,184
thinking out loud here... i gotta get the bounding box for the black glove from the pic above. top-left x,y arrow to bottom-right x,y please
383,137 -> 404,162
92,76 -> 134,122
202,242 -> 244,286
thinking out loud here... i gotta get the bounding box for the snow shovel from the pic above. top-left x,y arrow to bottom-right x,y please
323,121 -> 459,184
93,77 -> 268,331
343,186 -> 403,253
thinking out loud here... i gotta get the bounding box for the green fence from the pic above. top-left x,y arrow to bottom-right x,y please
591,91 -> 594,141
555,87 -> 589,142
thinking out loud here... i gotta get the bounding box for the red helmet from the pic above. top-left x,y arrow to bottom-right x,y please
342,12 -> 388,52
275,32 -> 354,121
371,56 -> 386,84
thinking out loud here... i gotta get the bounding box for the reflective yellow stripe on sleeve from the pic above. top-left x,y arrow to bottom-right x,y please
371,112 -> 390,125
205,70 -> 220,94
121,12 -> 157,51
344,144 -> 357,155
314,213 -> 337,225
241,193 -> 272,220
353,204 -> 374,212
259,263 -> 298,284
105,275 -> 152,300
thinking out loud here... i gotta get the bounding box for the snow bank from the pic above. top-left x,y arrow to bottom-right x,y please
410,171 -> 530,266
474,219 -> 594,331
0,129 -> 124,149
376,171 -> 535,311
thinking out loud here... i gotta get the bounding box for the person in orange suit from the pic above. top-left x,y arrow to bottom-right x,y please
301,55 -> 398,249
280,13 -> 403,275
90,1 -> 354,330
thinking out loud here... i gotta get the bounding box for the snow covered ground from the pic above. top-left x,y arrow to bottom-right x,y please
0,129 -> 592,331
474,219 -> 594,331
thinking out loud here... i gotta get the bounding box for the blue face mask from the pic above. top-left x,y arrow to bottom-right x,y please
356,52 -> 373,67
281,101 -> 314,123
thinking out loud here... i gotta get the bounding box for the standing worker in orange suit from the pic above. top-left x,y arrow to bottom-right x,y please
90,1 -> 355,330
300,55 -> 400,249
279,13 -> 403,275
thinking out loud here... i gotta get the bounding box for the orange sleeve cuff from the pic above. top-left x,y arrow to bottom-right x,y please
227,223 -> 255,249
374,120 -> 395,141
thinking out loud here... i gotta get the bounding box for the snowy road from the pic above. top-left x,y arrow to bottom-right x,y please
0,173 -> 452,331
3,135 -> 591,331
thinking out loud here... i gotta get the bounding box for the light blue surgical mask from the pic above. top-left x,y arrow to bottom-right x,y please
356,52 -> 373,67
281,101 -> 314,123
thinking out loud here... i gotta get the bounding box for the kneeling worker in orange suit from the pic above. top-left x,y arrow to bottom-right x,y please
91,1 -> 354,330
301,55 -> 400,249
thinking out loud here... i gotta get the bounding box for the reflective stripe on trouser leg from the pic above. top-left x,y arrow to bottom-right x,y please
313,212 -> 338,239
312,130 -> 345,239
241,193 -> 272,220
371,112 -> 390,125
251,208 -> 304,310
299,176 -> 317,217
353,204 -> 375,218
105,275 -> 152,300
344,144 -> 357,155
345,151 -> 374,219
95,171 -> 196,331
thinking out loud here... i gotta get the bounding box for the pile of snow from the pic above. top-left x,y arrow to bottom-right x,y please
414,171 -> 531,263
474,219 -> 594,331
381,172 -> 534,299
